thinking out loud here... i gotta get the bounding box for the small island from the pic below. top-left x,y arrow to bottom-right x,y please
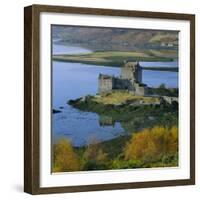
68,61 -> 178,129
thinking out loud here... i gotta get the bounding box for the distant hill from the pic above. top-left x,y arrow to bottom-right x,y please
52,25 -> 178,52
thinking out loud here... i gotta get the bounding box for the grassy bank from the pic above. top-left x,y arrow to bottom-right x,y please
53,50 -> 177,67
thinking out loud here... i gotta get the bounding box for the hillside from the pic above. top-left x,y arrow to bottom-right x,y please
52,25 -> 179,52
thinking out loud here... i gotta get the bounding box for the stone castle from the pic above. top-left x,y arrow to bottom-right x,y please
98,62 -> 148,96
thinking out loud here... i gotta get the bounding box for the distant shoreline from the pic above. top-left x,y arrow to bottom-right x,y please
52,50 -> 178,72
53,58 -> 178,72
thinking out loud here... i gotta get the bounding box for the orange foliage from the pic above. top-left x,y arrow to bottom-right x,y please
124,126 -> 178,162
53,139 -> 80,172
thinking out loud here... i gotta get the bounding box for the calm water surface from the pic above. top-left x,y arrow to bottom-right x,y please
52,45 -> 178,146
53,42 -> 92,55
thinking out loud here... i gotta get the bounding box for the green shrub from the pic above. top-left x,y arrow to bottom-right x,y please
111,158 -> 143,169
82,139 -> 108,170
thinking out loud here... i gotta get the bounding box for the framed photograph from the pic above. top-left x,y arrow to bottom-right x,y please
24,4 -> 195,194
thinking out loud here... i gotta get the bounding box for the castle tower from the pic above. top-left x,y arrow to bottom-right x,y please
121,62 -> 142,83
98,74 -> 113,93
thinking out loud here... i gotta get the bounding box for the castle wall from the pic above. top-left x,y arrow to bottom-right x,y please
121,62 -> 142,83
134,83 -> 148,96
98,74 -> 113,93
121,67 -> 134,80
113,78 -> 133,91
137,67 -> 142,83
162,96 -> 179,104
